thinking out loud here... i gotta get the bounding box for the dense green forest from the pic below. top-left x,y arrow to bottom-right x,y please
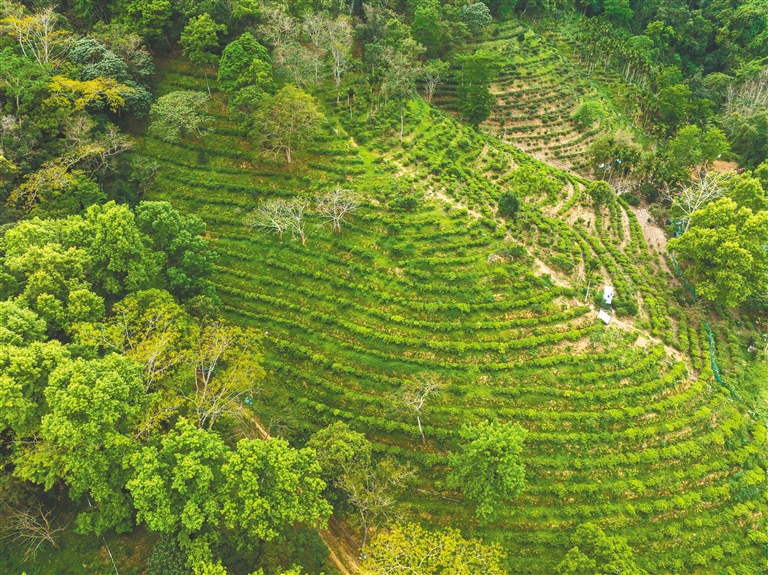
1,0 -> 768,574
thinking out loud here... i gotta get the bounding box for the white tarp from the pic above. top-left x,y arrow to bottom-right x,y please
603,286 -> 614,305
598,309 -> 613,324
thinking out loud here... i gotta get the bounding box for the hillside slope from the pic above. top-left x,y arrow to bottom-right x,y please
138,58 -> 768,575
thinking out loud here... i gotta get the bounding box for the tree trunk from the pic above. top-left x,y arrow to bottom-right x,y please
286,146 -> 291,164
205,70 -> 211,97
417,415 -> 425,444
399,104 -> 404,141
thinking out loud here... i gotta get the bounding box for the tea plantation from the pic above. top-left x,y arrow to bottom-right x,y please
137,58 -> 768,575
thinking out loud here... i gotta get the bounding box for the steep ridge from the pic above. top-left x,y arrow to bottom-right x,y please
138,58 -> 767,575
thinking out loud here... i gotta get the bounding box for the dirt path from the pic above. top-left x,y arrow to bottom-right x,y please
240,411 -> 361,574
631,206 -> 673,275
587,304 -> 687,365
534,257 -> 571,288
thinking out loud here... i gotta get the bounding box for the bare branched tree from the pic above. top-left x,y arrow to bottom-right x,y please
0,4 -> 72,66
274,42 -> 321,88
337,458 -> 414,547
397,375 -> 442,444
1,503 -> 66,561
283,198 -> 310,246
663,167 -> 734,232
187,322 -> 264,429
246,197 -> 310,245
257,5 -> 297,49
725,68 -> 768,117
246,198 -> 291,239
302,11 -> 329,50
316,186 -> 357,233
324,16 -> 353,103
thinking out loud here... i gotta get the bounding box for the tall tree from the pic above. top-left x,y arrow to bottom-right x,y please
587,180 -> 615,208
180,14 -> 227,95
14,354 -> 144,535
382,51 -> 420,141
135,201 -> 217,298
120,0 -> 172,41
221,437 -> 332,550
447,419 -> 527,523
128,418 -> 330,572
251,85 -> 324,164
217,32 -> 274,94
456,49 -> 503,127
667,197 -> 768,306
148,91 -> 213,143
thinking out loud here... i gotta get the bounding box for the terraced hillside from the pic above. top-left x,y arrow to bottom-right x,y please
435,20 -> 646,174
138,59 -> 768,575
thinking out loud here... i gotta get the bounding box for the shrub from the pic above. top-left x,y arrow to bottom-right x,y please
147,536 -> 190,575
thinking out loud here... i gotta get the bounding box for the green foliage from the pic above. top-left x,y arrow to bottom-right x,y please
725,110 -> 768,169
457,83 -> 495,127
668,197 -> 768,306
657,84 -> 693,131
728,175 -> 767,213
412,0 -> 442,52
0,339 -> 68,438
129,418 -> 331,570
181,14 -> 227,69
0,299 -> 46,345
307,421 -> 372,484
668,125 -> 729,169
571,99 -> 607,130
459,49 -> 504,86
221,436 -> 332,549
497,191 -> 520,218
135,201 -> 217,298
508,164 -> 563,203
463,2 -> 493,30
557,523 -> 647,575
120,0 -> 172,40
147,535 -> 192,575
602,0 -> 632,26
16,354 -> 144,535
218,32 -> 273,94
447,419 -> 527,523
149,91 -> 213,143
587,181 -> 615,207
588,134 -> 641,178
250,85 -> 324,164
363,523 -> 507,575
128,417 -> 229,566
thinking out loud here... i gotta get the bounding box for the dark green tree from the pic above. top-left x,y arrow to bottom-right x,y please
667,198 -> 768,306
135,201 -> 217,298
180,13 -> 227,94
557,523 -> 647,575
447,419 -> 527,523
587,180 -> 615,208
218,32 -> 274,94
497,191 -> 520,219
